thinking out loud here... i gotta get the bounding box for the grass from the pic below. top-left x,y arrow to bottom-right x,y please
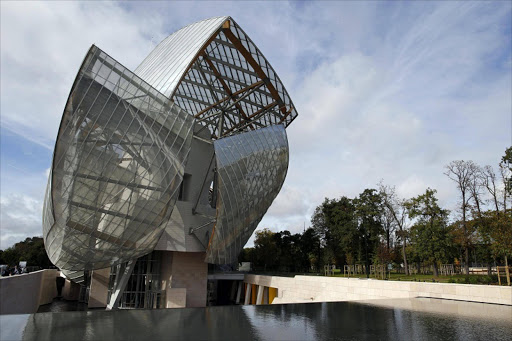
328,269 -> 508,285
248,270 -> 511,286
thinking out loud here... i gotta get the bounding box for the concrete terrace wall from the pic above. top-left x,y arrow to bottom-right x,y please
0,269 -> 59,315
244,275 -> 512,306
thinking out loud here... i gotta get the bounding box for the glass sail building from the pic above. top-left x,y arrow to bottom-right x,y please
43,16 -> 298,309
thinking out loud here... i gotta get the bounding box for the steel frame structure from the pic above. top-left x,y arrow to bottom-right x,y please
43,16 -> 298,273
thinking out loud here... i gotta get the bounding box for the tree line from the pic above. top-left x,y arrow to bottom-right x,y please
0,237 -> 53,269
241,147 -> 512,280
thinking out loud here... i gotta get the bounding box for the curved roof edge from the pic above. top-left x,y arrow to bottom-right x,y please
135,16 -> 229,98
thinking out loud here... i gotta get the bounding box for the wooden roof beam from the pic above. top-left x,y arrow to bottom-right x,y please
194,79 -> 264,118
201,54 -> 255,131
222,28 -> 287,117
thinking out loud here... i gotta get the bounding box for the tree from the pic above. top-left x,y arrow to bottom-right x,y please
300,228 -> 321,272
406,188 -> 452,277
0,237 -> 53,268
445,160 -> 479,275
501,146 -> 512,195
354,189 -> 384,277
482,165 -> 502,212
480,210 -> 512,285
379,183 -> 411,275
253,228 -> 279,271
312,197 -> 359,267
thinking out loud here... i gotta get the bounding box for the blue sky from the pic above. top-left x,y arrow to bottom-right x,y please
1,1 -> 511,249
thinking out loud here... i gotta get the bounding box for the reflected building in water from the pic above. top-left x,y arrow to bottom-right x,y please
42,16 -> 298,309
12,299 -> 512,341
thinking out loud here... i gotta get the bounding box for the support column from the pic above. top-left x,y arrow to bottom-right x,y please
88,268 -> 110,308
106,260 -> 135,310
244,283 -> 251,305
161,252 -> 208,308
230,281 -> 237,302
236,281 -> 243,304
256,285 -> 264,305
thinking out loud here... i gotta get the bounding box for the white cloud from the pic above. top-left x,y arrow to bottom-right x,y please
0,1 -> 510,249
0,1 -> 166,149
0,194 -> 43,249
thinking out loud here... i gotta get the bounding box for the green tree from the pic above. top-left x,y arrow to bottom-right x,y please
406,188 -> 451,277
502,146 -> 512,195
379,183 -> 411,275
445,160 -> 479,275
323,197 -> 359,267
300,228 -> 321,272
479,210 -> 512,284
354,189 -> 384,277
253,228 -> 279,271
0,237 -> 53,268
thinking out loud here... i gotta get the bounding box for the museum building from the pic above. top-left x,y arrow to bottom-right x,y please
42,16 -> 298,309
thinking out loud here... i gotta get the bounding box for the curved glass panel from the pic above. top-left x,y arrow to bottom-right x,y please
135,16 -> 298,140
173,18 -> 298,139
43,46 -> 194,271
135,16 -> 229,99
206,125 -> 289,264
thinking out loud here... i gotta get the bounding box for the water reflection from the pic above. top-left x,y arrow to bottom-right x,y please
0,299 -> 509,340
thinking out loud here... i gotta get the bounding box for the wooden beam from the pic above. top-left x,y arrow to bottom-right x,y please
201,54 -> 255,131
222,101 -> 278,135
278,106 -> 294,124
194,79 -> 264,118
222,28 -> 287,117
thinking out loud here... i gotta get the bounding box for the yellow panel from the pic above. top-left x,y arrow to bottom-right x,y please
269,287 -> 277,304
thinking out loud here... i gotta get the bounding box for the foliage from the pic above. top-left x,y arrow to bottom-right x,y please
405,188 -> 453,276
0,237 -> 53,268
247,227 -> 321,272
241,148 -> 511,280
312,197 -> 358,267
354,189 -> 384,274
502,146 -> 512,195
479,210 -> 512,258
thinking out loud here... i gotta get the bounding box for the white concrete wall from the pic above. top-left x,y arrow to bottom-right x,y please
39,270 -> 59,306
62,278 -> 80,301
244,275 -> 512,306
0,269 -> 59,315
155,129 -> 216,253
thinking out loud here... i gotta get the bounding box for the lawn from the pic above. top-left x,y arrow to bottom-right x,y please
328,269 -> 509,285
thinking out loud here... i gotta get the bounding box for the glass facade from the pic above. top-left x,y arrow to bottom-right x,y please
43,46 -> 194,271
136,17 -> 298,140
206,125 -> 289,264
43,16 -> 298,278
108,251 -> 163,309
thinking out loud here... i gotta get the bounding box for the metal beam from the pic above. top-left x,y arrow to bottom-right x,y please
191,65 -> 270,98
174,93 -> 213,107
222,28 -> 287,117
194,80 -> 265,118
66,220 -> 135,248
69,201 -> 156,225
202,54 -> 256,133
223,101 -> 278,135
106,259 -> 136,310
59,170 -> 166,192
199,53 -> 259,78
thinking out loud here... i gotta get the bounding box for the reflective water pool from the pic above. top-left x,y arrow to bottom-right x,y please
1,298 -> 511,340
